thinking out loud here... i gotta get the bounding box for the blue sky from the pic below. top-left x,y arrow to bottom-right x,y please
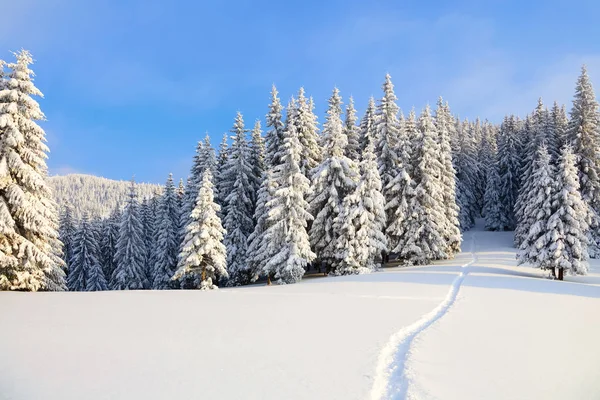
2,0 -> 599,184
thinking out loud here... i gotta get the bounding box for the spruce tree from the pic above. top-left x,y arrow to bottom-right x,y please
435,99 -> 461,254
309,88 -> 358,272
59,205 -> 76,269
335,140 -> 386,274
249,119 -> 266,212
400,106 -> 447,264
375,74 -> 401,206
263,117 -> 315,284
546,145 -> 590,279
247,169 -> 277,283
99,205 -> 120,281
0,50 -> 66,291
483,155 -> 506,231
567,65 -> 600,256
215,133 -> 229,216
454,118 -> 480,230
111,179 -> 147,290
359,97 -> 377,153
517,146 -> 556,270
344,96 -> 361,162
173,170 -> 228,290
295,88 -> 321,178
68,216 -> 108,291
223,112 -> 255,286
265,85 -> 285,167
497,115 -> 521,230
152,174 -> 180,289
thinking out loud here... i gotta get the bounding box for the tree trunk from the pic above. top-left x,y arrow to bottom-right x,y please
267,275 -> 272,286
202,267 -> 206,283
558,268 -> 564,281
551,267 -> 556,278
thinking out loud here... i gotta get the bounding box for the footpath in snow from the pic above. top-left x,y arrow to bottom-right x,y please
1,223 -> 600,400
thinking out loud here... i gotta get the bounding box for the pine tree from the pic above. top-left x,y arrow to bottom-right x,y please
553,102 -> 569,151
546,145 -> 590,279
265,85 -> 285,167
249,119 -> 266,212
215,133 -> 229,215
359,97 -> 377,153
483,155 -> 506,231
99,205 -> 120,281
435,99 -> 462,254
517,146 -> 556,270
152,174 -> 180,289
173,170 -> 228,290
454,118 -> 480,230
295,88 -> 321,178
309,88 -> 358,272
180,141 -> 205,237
262,116 -> 315,284
400,106 -> 447,264
0,50 -> 66,291
385,109 -> 416,255
335,140 -> 386,274
375,74 -> 401,206
223,112 -> 255,286
344,96 -> 360,162
59,205 -> 76,269
140,197 -> 154,283
247,169 -> 277,283
111,179 -> 147,290
567,65 -> 600,256
497,115 -> 521,230
68,216 -> 107,291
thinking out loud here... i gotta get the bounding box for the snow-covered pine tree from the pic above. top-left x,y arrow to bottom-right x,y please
201,134 -> 217,175
295,88 -> 321,178
375,74 -> 401,210
68,215 -> 107,291
469,118 -> 486,214
111,178 -> 147,290
246,169 -> 277,283
335,139 -> 386,274
434,99 -> 461,254
180,141 -> 205,238
173,170 -> 228,290
359,97 -> 377,154
385,109 -> 416,257
152,174 -> 180,289
265,84 -> 285,168
99,205 -> 120,281
552,102 -> 569,151
309,88 -> 358,273
59,205 -> 76,269
497,115 -> 521,230
483,154 -> 506,231
454,118 -> 480,230
0,50 -> 66,291
399,106 -> 447,264
140,197 -> 154,282
344,96 -> 361,162
517,146 -> 556,271
567,65 -> 600,257
262,116 -> 315,284
249,119 -> 266,212
223,112 -> 255,286
215,133 -> 229,216
546,145 -> 590,279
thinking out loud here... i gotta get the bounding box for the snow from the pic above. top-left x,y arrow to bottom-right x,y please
2,221 -> 600,399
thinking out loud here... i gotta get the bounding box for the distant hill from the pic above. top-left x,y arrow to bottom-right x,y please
48,174 -> 163,220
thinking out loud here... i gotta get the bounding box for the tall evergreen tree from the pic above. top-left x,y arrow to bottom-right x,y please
223,112 -> 255,286
99,205 -> 120,281
335,140 -> 386,274
399,106 -> 447,264
265,85 -> 285,167
359,97 -> 377,153
497,115 -> 521,230
0,50 -> 66,291
153,174 -> 180,289
295,88 -> 321,178
68,216 -> 108,291
454,118 -> 480,230
59,205 -> 76,269
309,88 -> 358,272
483,155 -> 506,231
173,170 -> 228,290
249,119 -> 266,212
546,145 -> 590,279
567,65 -> 600,256
262,117 -> 315,284
552,102 -> 569,151
344,96 -> 361,162
215,133 -> 229,216
111,179 -> 147,290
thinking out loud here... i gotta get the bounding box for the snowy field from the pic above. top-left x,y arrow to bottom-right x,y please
2,223 -> 600,400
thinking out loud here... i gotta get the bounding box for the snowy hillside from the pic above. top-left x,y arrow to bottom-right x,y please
48,174 -> 163,219
2,222 -> 599,400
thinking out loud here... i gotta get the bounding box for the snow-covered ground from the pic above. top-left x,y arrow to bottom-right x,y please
2,223 -> 599,400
